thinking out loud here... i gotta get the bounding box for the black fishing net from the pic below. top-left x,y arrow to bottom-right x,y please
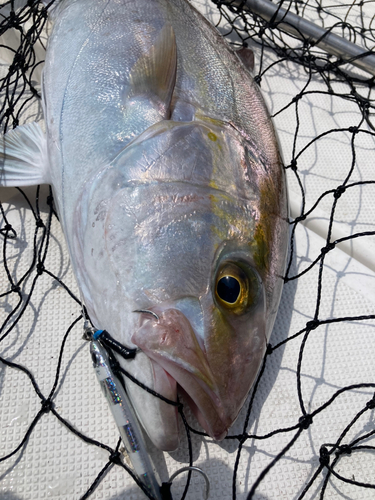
1,0 -> 375,499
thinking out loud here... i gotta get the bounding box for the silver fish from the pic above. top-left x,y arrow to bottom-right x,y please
0,0 -> 288,451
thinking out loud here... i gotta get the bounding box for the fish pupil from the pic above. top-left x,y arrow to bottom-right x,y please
217,276 -> 240,303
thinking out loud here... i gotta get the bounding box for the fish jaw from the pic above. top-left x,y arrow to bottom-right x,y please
131,301 -> 266,442
120,352 -> 180,451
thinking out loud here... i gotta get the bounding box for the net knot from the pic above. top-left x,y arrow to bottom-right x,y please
266,343 -> 273,355
109,451 -> 122,466
36,218 -> 44,228
25,23 -> 38,42
41,399 -> 53,414
319,446 -> 330,466
325,61 -> 336,72
8,11 -> 20,29
4,107 -> 14,118
294,214 -> 306,223
334,185 -> 346,199
292,93 -> 302,103
348,126 -> 358,134
266,21 -> 278,31
363,100 -> 371,109
306,319 -> 319,331
0,224 -> 17,238
11,285 -> 21,293
254,75 -> 262,85
177,402 -> 185,412
36,263 -> 45,275
290,159 -> 298,172
13,53 -> 25,69
337,444 -> 352,456
299,414 -> 313,429
321,242 -> 335,255
366,395 -> 375,410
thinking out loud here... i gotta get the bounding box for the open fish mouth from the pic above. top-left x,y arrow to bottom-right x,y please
132,307 -> 242,441
160,365 -> 229,441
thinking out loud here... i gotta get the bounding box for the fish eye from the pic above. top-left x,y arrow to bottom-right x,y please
217,276 -> 241,304
215,261 -> 259,314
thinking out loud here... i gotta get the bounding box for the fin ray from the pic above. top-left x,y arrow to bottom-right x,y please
0,122 -> 50,187
128,24 -> 177,117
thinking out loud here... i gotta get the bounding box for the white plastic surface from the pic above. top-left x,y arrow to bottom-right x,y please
1,1 -> 375,499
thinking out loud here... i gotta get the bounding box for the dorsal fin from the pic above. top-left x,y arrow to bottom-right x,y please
128,24 -> 177,118
236,46 -> 255,73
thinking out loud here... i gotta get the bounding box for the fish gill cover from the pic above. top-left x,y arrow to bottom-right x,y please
0,0 -> 375,499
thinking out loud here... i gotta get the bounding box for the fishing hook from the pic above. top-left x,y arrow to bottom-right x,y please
168,466 -> 210,500
133,309 -> 160,320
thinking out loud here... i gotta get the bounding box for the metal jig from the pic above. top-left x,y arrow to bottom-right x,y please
90,338 -> 162,499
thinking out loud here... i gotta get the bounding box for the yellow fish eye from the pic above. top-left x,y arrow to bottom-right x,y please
217,275 -> 241,304
215,262 -> 259,314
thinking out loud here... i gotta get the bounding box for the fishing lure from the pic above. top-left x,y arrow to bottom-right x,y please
89,328 -> 210,499
90,335 -> 162,499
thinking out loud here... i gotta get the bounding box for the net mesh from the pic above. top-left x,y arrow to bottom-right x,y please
1,0 -> 375,499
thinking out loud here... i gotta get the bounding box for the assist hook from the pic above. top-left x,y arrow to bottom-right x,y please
161,466 -> 210,500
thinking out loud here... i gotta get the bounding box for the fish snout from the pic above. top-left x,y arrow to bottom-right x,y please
131,303 -> 250,440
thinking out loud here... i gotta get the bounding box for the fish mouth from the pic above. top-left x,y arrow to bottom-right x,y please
131,306 -> 242,441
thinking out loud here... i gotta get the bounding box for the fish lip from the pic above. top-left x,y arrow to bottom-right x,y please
131,308 -> 234,440
150,356 -> 231,440
177,385 -> 228,440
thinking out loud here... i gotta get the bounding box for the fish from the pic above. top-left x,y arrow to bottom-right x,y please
0,0 -> 288,451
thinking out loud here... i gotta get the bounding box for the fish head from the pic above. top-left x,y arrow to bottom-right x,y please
132,245 -> 267,444
79,120 -> 286,450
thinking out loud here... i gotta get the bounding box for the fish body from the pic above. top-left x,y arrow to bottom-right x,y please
1,0 -> 288,451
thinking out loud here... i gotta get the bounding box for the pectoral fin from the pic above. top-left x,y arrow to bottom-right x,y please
0,122 -> 50,187
128,23 -> 177,118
